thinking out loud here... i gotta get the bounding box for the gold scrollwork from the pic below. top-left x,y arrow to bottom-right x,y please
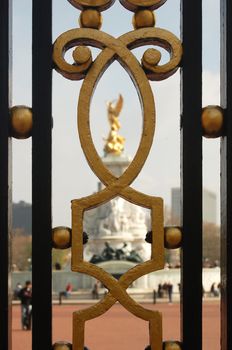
120,0 -> 167,12
69,26 -> 166,348
53,2 -> 182,349
53,28 -> 182,81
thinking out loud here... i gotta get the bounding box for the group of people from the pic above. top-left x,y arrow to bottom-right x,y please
157,282 -> 174,303
14,280 -> 32,330
14,279 -> 221,328
155,281 -> 221,302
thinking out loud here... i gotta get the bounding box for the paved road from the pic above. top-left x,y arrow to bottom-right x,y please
12,302 -> 220,350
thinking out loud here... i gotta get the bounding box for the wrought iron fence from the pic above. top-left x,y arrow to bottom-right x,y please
0,1 -> 231,350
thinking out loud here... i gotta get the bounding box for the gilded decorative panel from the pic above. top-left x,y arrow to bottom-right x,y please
53,1 -> 182,349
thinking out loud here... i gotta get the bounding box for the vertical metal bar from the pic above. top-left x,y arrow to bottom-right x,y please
0,0 -> 12,349
32,1 -> 52,349
221,0 -> 232,349
180,1 -> 202,349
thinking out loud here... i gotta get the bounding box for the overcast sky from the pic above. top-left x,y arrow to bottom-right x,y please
12,0 -> 220,226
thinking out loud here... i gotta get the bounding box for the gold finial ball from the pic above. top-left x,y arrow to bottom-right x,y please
79,9 -> 102,29
52,341 -> 72,350
52,227 -> 71,249
10,105 -> 33,139
202,105 -> 224,138
133,10 -> 155,29
163,341 -> 182,350
142,48 -> 161,67
164,227 -> 182,249
73,46 -> 92,65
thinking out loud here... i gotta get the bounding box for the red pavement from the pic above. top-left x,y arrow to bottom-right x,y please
12,302 -> 220,350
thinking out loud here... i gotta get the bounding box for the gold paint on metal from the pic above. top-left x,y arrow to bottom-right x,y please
53,1 -> 182,348
202,105 -> 224,138
73,46 -> 92,65
163,341 -> 182,350
104,94 -> 125,155
52,341 -> 72,350
53,28 -> 182,82
68,0 -> 115,11
71,44 -> 164,346
79,9 -> 102,29
164,227 -> 182,249
132,10 -> 155,29
142,48 -> 161,66
52,227 -> 72,249
10,105 -> 33,139
120,0 -> 167,12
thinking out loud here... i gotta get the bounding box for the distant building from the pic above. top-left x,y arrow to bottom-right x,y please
13,201 -> 31,235
171,187 -> 217,224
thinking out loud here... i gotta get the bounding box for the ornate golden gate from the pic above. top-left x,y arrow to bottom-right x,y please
0,1 -> 231,350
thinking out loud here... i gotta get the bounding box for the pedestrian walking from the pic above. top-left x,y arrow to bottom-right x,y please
167,282 -> 173,303
153,289 -> 157,304
18,280 -> 32,330
92,280 -> 100,299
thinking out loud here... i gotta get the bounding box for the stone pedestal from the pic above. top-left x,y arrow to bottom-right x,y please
83,153 -> 151,264
101,153 -> 132,177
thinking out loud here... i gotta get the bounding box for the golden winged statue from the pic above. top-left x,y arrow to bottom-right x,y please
104,94 -> 125,155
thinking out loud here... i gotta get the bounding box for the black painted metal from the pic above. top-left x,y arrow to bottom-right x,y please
0,1 -> 12,349
221,0 -> 232,349
180,1 -> 202,349
32,1 -> 52,349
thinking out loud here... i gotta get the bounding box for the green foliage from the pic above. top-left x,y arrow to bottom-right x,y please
203,222 -> 220,265
12,229 -> 32,271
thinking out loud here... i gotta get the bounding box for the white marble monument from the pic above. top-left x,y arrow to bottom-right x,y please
83,153 -> 151,262
83,95 -> 151,263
